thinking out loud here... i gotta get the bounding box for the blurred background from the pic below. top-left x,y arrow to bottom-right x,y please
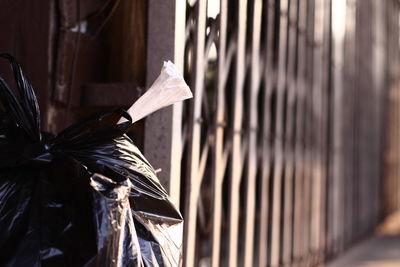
0,0 -> 399,266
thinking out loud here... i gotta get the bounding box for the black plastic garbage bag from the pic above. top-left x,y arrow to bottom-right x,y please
0,54 -> 183,267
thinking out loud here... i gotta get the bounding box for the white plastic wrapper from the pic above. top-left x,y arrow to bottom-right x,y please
119,61 -> 192,124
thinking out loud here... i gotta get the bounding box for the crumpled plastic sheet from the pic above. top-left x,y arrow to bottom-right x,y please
0,53 -> 183,267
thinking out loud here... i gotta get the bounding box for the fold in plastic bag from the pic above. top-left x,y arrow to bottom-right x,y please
0,54 -> 186,267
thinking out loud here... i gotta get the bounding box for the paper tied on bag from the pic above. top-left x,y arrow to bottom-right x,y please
118,61 -> 192,124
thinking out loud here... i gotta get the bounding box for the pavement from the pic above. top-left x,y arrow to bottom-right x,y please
327,212 -> 400,267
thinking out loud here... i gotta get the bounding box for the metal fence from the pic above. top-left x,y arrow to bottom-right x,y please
383,0 -> 400,218
145,0 -> 400,266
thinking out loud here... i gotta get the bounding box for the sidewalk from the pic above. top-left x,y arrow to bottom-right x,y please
327,213 -> 400,267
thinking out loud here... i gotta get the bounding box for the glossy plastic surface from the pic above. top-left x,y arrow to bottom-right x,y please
0,54 -> 183,267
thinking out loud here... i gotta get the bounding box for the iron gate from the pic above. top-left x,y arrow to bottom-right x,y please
144,0 -> 400,266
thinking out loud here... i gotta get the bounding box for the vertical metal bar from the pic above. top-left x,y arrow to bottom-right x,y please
281,0 -> 298,265
320,0 -> 332,262
343,0 -> 356,250
370,0 -> 380,218
243,0 -> 262,266
302,0 -> 315,264
293,0 -> 307,263
170,0 -> 188,206
310,0 -> 324,263
182,1 -> 207,266
355,0 -> 373,240
326,0 -> 337,259
370,1 -> 386,224
335,0 -> 345,252
270,0 -> 289,265
333,0 -> 351,254
257,1 -> 277,266
227,0 -> 247,266
384,0 -> 390,213
385,0 -> 400,218
371,0 -> 385,231
395,0 -> 400,213
211,0 -> 227,266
